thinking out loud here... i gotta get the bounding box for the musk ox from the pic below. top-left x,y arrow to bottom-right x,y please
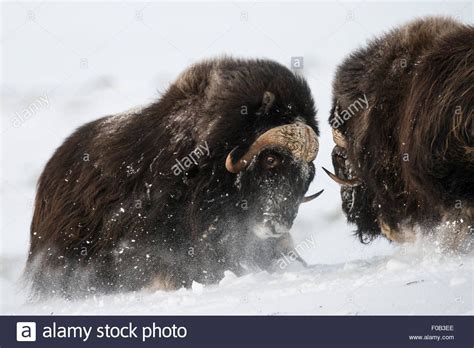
325,17 -> 473,248
26,57 -> 323,297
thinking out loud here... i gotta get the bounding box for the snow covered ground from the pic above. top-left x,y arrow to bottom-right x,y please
1,1 -> 472,315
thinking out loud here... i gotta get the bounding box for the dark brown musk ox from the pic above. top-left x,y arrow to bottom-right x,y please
25,57 -> 323,297
325,17 -> 473,249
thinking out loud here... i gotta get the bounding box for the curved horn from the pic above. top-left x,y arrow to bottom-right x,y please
332,128 -> 348,148
302,189 -> 324,203
322,167 -> 361,187
226,123 -> 319,173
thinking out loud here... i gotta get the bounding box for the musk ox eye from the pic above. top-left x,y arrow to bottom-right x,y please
262,154 -> 281,169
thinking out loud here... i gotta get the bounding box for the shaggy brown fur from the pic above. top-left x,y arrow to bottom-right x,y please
26,57 -> 319,297
328,17 -> 473,247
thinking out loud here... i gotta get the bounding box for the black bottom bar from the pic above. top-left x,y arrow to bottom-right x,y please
3,316 -> 473,347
